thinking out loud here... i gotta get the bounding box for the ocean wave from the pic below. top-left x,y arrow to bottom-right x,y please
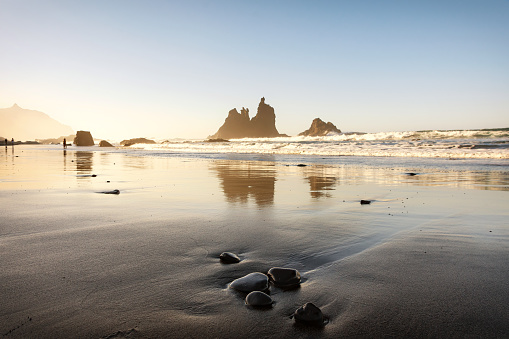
116,129 -> 509,160
129,141 -> 509,159
233,128 -> 509,142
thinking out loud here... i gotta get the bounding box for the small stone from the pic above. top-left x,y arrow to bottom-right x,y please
219,252 -> 240,264
229,273 -> 269,292
268,267 -> 301,288
245,291 -> 273,307
294,302 -> 324,325
100,189 -> 120,195
360,200 -> 371,205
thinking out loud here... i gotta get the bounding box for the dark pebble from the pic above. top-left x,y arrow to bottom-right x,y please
360,200 -> 371,205
268,267 -> 301,288
245,291 -> 273,307
294,302 -> 324,325
219,252 -> 241,264
100,189 -> 120,195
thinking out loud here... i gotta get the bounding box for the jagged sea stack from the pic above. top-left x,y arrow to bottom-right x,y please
249,97 -> 280,137
209,97 -> 285,139
211,107 -> 251,139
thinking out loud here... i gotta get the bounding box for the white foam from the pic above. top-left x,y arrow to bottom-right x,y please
123,129 -> 509,159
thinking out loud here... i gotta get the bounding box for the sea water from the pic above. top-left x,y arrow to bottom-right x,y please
147,128 -> 509,158
104,128 -> 509,173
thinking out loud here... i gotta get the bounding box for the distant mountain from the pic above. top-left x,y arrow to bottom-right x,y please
0,104 -> 74,141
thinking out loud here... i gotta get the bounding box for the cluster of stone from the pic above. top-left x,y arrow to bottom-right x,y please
221,252 -> 326,326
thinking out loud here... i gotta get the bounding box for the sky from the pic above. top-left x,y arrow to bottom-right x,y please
1,0 -> 508,140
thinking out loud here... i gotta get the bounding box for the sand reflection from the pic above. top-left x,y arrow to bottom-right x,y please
298,164 -> 509,192
212,160 -> 276,206
400,171 -> 509,191
63,149 -> 67,171
122,155 -> 149,169
75,151 -> 93,175
307,175 -> 337,198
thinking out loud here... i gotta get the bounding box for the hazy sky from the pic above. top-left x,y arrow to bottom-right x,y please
1,0 -> 508,140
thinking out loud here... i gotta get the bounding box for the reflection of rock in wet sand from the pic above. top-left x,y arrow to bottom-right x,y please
212,161 -> 276,206
75,151 -> 93,174
308,175 -> 337,198
402,171 -> 509,191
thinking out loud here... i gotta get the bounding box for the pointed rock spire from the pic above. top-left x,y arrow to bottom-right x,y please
209,97 -> 284,139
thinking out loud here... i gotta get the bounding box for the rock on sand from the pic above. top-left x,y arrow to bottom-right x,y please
99,189 -> 120,195
219,252 -> 241,264
267,267 -> 301,288
245,291 -> 273,307
294,302 -> 324,325
229,273 -> 269,292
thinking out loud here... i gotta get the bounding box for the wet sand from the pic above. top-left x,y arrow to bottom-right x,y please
1,146 -> 509,338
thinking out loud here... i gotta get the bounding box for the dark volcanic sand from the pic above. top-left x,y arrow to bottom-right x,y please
1,146 -> 508,338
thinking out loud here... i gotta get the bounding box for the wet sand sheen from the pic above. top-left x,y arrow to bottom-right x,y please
1,146 -> 508,338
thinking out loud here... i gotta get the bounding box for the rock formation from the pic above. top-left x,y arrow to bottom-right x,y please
0,104 -> 74,141
209,98 -> 285,139
99,140 -> 114,147
120,138 -> 156,146
73,131 -> 94,146
298,118 -> 341,136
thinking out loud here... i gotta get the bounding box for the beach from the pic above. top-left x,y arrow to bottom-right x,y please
1,145 -> 509,338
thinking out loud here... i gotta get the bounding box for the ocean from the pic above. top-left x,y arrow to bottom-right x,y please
145,128 -> 509,157
103,128 -> 509,174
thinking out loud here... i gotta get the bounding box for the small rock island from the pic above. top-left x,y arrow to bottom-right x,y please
298,118 -> 341,137
120,138 -> 156,146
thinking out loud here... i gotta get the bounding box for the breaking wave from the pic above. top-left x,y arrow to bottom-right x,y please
121,129 -> 509,159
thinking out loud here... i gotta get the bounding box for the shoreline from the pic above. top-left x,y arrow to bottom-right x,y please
7,143 -> 509,171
